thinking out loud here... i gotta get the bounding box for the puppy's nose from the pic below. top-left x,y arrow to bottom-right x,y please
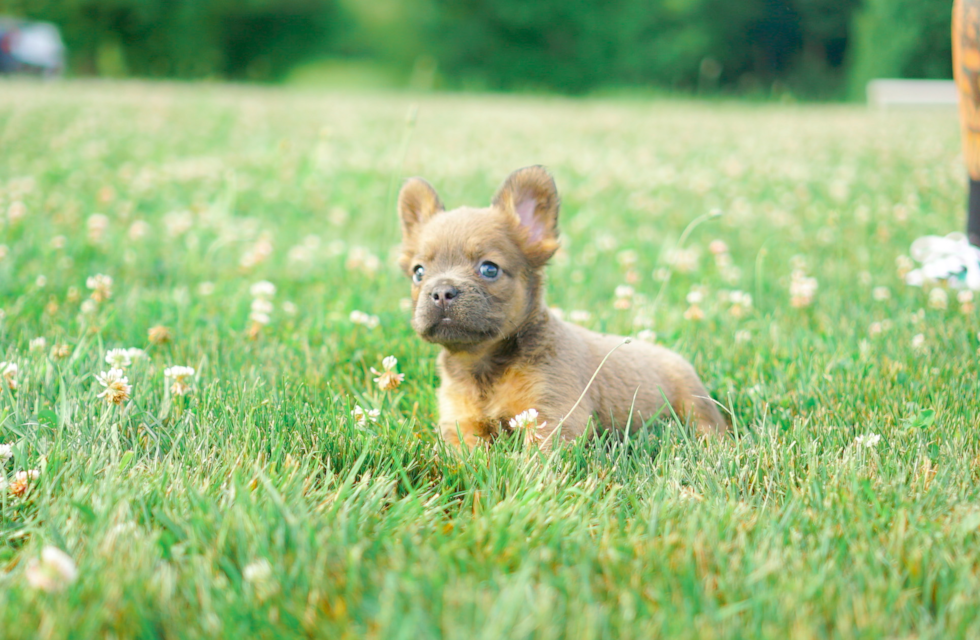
430,283 -> 459,308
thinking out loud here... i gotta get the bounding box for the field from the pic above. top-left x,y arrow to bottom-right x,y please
0,80 -> 978,638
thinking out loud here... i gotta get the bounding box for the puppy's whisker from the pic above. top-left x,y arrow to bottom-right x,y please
555,337 -> 633,433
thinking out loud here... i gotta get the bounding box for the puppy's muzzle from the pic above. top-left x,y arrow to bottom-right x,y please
427,279 -> 459,310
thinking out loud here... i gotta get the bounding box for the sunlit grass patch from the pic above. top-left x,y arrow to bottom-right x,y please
0,79 -> 978,638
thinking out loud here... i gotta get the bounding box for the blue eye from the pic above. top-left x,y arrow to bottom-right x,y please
413,265 -> 424,283
479,261 -> 500,280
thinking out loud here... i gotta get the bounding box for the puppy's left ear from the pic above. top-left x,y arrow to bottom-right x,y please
492,165 -> 560,267
398,177 -> 444,242
398,177 -> 444,272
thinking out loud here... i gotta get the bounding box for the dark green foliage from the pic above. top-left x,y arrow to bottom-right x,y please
0,0 -> 345,80
848,0 -> 953,98
0,0 -> 955,96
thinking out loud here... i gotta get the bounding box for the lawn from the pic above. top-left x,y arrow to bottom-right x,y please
0,80 -> 977,639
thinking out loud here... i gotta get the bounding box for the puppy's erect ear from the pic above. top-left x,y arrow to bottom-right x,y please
398,177 -> 444,245
492,166 -> 560,266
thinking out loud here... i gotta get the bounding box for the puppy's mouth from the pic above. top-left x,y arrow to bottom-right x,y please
415,311 -> 499,346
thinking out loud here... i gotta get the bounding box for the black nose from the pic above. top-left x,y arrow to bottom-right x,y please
431,284 -> 459,308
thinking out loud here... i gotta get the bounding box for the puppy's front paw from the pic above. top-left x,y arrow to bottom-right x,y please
439,423 -> 490,451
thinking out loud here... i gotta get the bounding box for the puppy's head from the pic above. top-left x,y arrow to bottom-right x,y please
397,166 -> 560,351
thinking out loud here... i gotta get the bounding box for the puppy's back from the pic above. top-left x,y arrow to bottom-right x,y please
561,321 -> 726,434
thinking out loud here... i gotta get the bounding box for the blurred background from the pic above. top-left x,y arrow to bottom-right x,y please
0,0 -> 955,99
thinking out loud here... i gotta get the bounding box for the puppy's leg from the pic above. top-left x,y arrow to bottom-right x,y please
677,384 -> 727,435
438,385 -> 497,449
439,420 -> 496,450
521,410 -> 591,451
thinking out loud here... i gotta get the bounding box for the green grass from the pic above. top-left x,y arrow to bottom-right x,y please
0,79 -> 978,639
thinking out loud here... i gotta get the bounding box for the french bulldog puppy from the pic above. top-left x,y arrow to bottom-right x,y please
398,166 -> 727,448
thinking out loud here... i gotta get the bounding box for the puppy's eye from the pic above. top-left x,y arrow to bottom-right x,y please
478,261 -> 500,280
413,265 -> 425,284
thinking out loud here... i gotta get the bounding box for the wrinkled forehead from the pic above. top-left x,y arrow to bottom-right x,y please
414,207 -> 526,266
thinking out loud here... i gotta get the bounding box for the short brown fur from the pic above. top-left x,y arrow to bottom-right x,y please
398,166 -> 727,448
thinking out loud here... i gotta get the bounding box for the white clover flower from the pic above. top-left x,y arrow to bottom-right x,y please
735,330 -> 752,344
250,298 -> 274,314
570,310 -> 592,323
29,337 -> 47,352
249,312 -> 271,326
7,201 -> 26,223
927,288 -> 948,310
128,220 -> 151,240
86,273 -> 113,302
352,405 -> 381,427
872,286 -> 891,301
164,366 -> 196,396
7,469 -> 40,497
0,442 -> 12,462
911,333 -> 926,351
96,369 -> 131,405
371,356 -> 405,391
288,244 -> 312,264
509,409 -> 542,431
684,303 -> 705,321
345,246 -> 381,274
1,362 -> 18,390
789,270 -> 818,308
125,348 -> 147,361
637,329 -> 657,343
243,559 -> 273,584
241,239 -> 274,269
728,291 -> 752,318
87,214 -> 109,242
685,290 -> 703,305
350,310 -> 380,328
616,249 -> 638,267
708,239 -> 729,255
250,281 -> 276,298
667,247 -> 699,273
242,558 -> 278,601
25,546 -> 78,593
509,409 -> 547,446
163,210 -> 193,237
595,234 -> 617,252
105,348 -> 133,369
895,254 -> 914,278
959,290 -> 975,314
615,285 -> 635,299
854,433 -> 881,449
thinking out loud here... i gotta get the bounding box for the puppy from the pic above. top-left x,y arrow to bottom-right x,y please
398,166 -> 727,448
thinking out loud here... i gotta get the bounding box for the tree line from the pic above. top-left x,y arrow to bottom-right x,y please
0,0 -> 952,98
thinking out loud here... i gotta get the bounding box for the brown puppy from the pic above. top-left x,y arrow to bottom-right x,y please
398,166 -> 727,448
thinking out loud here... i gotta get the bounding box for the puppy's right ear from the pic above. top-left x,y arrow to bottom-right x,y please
398,178 -> 444,246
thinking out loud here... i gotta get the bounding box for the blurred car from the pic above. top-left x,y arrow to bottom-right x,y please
0,18 -> 65,76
